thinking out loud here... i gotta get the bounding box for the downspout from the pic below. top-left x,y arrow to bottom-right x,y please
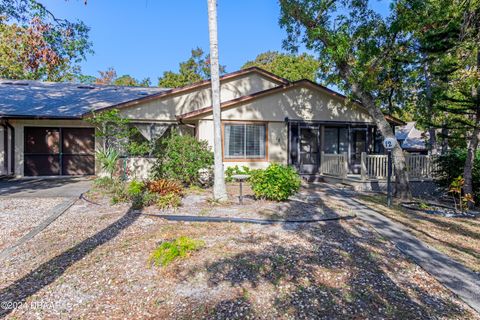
6,120 -> 15,176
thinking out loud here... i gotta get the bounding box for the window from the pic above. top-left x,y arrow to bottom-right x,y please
224,123 -> 266,160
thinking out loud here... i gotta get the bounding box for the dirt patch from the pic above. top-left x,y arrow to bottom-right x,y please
0,197 -> 66,251
143,183 -> 353,221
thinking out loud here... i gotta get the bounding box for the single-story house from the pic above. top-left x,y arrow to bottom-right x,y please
0,67 -> 404,178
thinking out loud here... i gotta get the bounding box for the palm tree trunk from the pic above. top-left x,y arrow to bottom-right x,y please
207,0 -> 228,201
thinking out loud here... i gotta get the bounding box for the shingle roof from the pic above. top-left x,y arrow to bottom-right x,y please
0,79 -> 169,119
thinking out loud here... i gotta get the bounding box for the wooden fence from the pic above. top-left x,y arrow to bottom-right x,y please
321,152 -> 438,180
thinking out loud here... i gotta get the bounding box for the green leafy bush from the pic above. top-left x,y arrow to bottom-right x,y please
127,180 -> 145,198
249,163 -> 301,201
436,149 -> 480,202
156,192 -> 182,209
152,131 -> 213,186
225,165 -> 251,182
148,236 -> 205,267
96,147 -> 120,178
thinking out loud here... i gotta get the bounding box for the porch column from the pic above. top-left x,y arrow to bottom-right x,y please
342,151 -> 348,179
361,152 -> 367,181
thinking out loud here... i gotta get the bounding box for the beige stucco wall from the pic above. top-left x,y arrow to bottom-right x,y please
118,73 -> 279,121
9,119 -> 96,177
198,85 -> 373,123
193,85 -> 372,170
196,119 -> 288,169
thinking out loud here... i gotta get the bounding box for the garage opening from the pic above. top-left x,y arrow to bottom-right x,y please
24,127 -> 95,176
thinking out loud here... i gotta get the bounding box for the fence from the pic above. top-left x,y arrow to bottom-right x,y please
321,152 -> 438,180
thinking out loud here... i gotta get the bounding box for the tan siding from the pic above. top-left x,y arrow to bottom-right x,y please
119,73 -> 279,121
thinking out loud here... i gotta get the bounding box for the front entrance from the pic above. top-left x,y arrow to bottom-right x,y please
24,127 -> 95,176
290,124 -> 321,174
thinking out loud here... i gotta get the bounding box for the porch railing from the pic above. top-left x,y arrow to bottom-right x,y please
320,152 -> 439,180
320,152 -> 349,178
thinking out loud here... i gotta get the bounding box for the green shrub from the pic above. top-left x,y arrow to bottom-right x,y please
436,149 -> 480,202
127,180 -> 145,198
249,163 -> 301,201
148,236 -> 205,267
152,131 -> 213,186
96,147 -> 120,178
156,192 -> 182,209
225,165 -> 251,182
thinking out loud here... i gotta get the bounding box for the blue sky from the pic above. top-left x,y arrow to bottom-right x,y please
41,0 -> 392,84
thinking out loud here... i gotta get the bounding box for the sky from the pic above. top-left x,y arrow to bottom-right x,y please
40,0 -> 392,85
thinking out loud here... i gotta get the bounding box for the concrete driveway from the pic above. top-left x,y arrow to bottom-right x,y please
0,177 -> 92,198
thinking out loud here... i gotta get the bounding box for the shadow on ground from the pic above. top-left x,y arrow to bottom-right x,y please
181,185 -> 472,319
0,207 -> 138,317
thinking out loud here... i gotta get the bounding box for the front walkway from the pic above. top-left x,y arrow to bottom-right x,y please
307,184 -> 480,314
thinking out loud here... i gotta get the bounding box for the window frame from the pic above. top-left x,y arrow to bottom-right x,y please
222,121 -> 268,162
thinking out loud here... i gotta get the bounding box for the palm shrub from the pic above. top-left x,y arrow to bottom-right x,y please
249,163 -> 301,201
152,131 -> 213,186
96,147 -> 120,178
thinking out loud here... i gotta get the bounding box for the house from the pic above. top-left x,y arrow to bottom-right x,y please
0,67 -> 404,178
395,121 -> 428,154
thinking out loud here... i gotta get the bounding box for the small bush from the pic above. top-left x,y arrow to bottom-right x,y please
147,179 -> 184,196
249,163 -> 301,201
156,192 -> 182,209
225,165 -> 251,182
148,236 -> 205,267
436,149 -> 480,202
127,180 -> 145,198
152,131 -> 213,185
93,176 -> 114,189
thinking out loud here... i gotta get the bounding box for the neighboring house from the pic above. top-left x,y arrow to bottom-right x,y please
395,121 -> 428,154
0,67 -> 404,178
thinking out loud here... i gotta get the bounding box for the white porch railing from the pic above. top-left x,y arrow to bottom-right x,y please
320,152 -> 438,180
320,152 -> 349,178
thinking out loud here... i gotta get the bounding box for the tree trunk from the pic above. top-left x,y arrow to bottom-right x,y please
462,49 -> 480,208
347,79 -> 412,200
424,59 -> 438,155
441,124 -> 449,154
207,0 -> 227,201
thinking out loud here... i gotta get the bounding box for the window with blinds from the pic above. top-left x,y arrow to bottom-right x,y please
224,123 -> 266,159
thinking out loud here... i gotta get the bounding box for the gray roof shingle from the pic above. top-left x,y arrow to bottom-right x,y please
0,79 -> 169,118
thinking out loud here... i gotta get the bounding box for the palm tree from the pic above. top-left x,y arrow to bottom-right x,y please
207,0 -> 228,201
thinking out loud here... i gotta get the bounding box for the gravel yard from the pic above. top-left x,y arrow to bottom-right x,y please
0,185 -> 478,319
0,197 -> 67,251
